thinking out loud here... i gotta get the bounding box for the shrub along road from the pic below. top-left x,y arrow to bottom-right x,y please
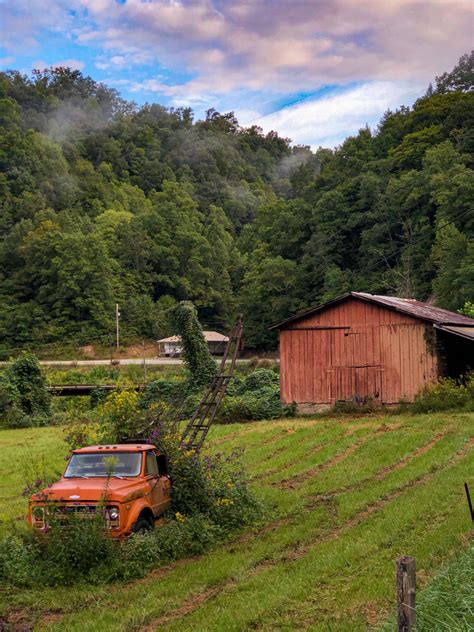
0,411 -> 473,630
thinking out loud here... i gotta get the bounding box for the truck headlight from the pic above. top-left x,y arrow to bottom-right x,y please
107,507 -> 119,521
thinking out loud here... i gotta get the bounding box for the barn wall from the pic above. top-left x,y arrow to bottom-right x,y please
279,297 -> 439,405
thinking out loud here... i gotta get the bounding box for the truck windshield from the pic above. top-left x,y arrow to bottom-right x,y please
64,452 -> 142,478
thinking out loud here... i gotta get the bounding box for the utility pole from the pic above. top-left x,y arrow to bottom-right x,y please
109,333 -> 113,365
142,340 -> 147,383
116,303 -> 120,351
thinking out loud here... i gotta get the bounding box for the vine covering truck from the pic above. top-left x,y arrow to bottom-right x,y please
29,444 -> 171,538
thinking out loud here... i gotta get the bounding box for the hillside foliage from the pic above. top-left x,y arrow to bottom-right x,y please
0,53 -> 473,351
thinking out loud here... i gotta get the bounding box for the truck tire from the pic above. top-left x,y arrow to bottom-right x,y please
132,516 -> 153,533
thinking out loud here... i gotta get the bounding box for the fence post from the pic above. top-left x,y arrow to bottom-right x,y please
396,556 -> 416,631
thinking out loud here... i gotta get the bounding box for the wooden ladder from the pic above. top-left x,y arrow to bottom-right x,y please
181,314 -> 244,450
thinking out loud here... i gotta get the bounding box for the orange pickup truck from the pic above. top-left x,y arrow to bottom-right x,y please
29,444 -> 171,538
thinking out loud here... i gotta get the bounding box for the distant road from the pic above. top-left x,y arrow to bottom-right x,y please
0,358 -> 252,367
38,358 -> 184,366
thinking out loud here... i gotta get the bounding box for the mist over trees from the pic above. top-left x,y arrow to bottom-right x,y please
0,54 -> 473,351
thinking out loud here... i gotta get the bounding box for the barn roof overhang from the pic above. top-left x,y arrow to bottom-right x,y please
269,292 -> 474,330
434,324 -> 474,341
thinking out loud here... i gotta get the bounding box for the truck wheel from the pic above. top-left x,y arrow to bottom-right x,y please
132,517 -> 153,533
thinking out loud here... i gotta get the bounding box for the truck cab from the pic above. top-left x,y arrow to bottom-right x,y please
29,444 -> 171,538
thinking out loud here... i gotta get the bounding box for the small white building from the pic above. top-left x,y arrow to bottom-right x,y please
157,331 -> 229,357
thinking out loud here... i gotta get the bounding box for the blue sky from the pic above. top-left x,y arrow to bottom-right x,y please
1,0 -> 471,148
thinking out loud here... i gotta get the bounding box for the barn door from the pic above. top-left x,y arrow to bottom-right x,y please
328,366 -> 382,404
327,327 -> 382,404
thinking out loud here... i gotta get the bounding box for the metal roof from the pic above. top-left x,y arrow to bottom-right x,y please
269,292 -> 474,329
158,331 -> 229,343
434,324 -> 474,341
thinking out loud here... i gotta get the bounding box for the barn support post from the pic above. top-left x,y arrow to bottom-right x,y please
396,556 -> 416,631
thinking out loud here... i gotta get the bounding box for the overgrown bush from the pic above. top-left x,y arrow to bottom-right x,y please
0,377 -> 24,428
412,374 -> 474,413
6,354 -> 51,415
99,389 -> 143,440
235,368 -> 279,393
217,369 -> 295,423
0,354 -> 51,428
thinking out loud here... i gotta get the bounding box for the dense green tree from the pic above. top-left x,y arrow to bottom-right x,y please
240,252 -> 302,348
432,222 -> 474,310
435,51 -> 473,93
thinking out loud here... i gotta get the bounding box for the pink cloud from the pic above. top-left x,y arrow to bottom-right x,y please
76,0 -> 472,95
1,0 -> 471,103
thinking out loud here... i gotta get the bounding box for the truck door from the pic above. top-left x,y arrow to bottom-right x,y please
144,451 -> 171,517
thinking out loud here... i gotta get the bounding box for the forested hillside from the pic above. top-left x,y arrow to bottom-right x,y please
0,53 -> 473,351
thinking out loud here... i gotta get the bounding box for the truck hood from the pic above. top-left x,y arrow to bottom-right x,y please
32,477 -> 148,504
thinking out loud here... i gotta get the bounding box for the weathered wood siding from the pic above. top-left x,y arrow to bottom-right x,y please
279,297 -> 439,405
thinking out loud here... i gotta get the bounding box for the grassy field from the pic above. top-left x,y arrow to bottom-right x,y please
0,411 -> 473,631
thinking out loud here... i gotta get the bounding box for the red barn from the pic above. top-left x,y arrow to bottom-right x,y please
270,292 -> 474,410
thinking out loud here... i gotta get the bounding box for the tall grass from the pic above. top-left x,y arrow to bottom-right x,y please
379,546 -> 474,631
414,546 -> 474,631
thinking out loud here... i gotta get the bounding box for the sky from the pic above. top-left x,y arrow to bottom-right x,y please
0,0 -> 472,148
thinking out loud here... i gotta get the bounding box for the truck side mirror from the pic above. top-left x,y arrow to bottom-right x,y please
157,454 -> 168,476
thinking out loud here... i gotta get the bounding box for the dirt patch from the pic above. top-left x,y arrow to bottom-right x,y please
79,344 -> 96,358
37,610 -> 63,626
143,585 -> 232,630
237,517 -> 293,545
0,608 -> 36,631
121,343 -> 158,359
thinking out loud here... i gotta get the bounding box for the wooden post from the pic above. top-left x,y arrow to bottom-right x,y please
464,482 -> 474,521
142,340 -> 147,383
397,556 -> 416,632
109,334 -> 113,366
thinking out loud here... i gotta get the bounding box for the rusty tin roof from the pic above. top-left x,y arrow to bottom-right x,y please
269,292 -> 474,330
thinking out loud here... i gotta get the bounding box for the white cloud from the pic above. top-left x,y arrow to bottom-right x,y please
0,0 -> 78,52
52,58 -> 85,71
95,54 -> 129,70
32,58 -> 85,71
252,81 -> 425,149
75,0 -> 472,95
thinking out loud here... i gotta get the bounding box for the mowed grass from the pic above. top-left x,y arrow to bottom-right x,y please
0,411 -> 473,631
